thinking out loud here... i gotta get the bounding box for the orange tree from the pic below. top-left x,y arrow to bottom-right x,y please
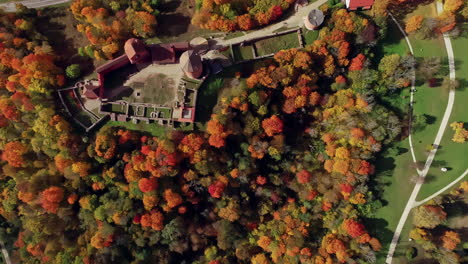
192,0 -> 295,32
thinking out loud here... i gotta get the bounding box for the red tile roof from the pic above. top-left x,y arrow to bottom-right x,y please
150,44 -> 176,64
96,55 -> 130,74
124,38 -> 149,64
348,0 -> 374,9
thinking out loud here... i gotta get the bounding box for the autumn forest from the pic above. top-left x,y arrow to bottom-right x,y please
0,0 -> 466,263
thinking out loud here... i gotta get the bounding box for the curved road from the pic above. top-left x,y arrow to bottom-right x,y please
0,0 -> 71,12
217,0 -> 328,46
385,2 -> 457,263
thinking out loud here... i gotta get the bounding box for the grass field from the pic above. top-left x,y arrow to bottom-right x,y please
370,141 -> 416,262
377,4 -> 468,262
405,2 -> 448,164
125,73 -> 176,105
255,32 -> 300,56
369,11 -> 417,262
232,44 -> 255,61
302,28 -> 319,45
416,22 -> 468,201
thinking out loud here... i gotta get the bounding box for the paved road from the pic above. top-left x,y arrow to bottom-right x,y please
217,0 -> 328,45
387,13 -> 419,168
385,3 -> 457,263
413,168 -> 468,207
0,241 -> 11,264
0,0 -> 71,12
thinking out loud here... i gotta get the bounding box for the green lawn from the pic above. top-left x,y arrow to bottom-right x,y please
416,22 -> 468,201
365,14 -> 417,262
376,4 -> 468,261
302,28 -> 319,46
405,2 -> 449,163
254,32 -> 300,56
232,44 -> 255,62
370,141 -> 416,262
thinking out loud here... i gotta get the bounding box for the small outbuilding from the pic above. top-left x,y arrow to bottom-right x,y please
82,83 -> 100,100
180,50 -> 203,79
304,9 -> 324,30
124,38 -> 150,64
344,0 -> 374,11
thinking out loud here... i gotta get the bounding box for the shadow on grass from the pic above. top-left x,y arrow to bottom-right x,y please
362,217 -> 394,259
368,153 -> 397,205
390,0 -> 435,20
445,201 -> 468,218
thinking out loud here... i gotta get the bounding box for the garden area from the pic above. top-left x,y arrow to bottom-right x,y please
125,73 -> 178,105
254,32 -> 301,56
232,44 -> 255,62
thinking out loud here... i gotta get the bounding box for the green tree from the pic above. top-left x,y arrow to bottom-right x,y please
66,64 -> 81,79
413,205 -> 447,228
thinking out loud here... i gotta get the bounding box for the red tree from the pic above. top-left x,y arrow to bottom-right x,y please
343,219 -> 366,238
2,141 -> 28,167
208,181 -> 226,198
40,186 -> 64,213
262,115 -> 284,137
349,54 -> 366,71
138,177 -> 158,193
297,170 -> 312,184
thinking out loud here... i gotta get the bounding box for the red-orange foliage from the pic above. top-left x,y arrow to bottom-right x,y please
208,181 -> 226,198
335,75 -> 346,84
441,230 -> 460,250
208,134 -> 226,148
282,98 -> 296,114
207,117 -> 228,148
340,183 -> 353,194
342,219 -> 366,238
262,115 -> 284,137
0,98 -> 20,121
2,141 -> 28,167
164,189 -> 183,209
140,209 -> 164,231
349,54 -> 366,71
350,128 -> 365,139
333,159 -> 349,175
40,186 -> 64,213
138,177 -> 158,193
369,237 -> 382,251
67,194 -> 78,204
11,92 -> 34,111
256,176 -> 267,185
237,14 -> 255,31
90,232 -> 113,249
297,170 -> 312,184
